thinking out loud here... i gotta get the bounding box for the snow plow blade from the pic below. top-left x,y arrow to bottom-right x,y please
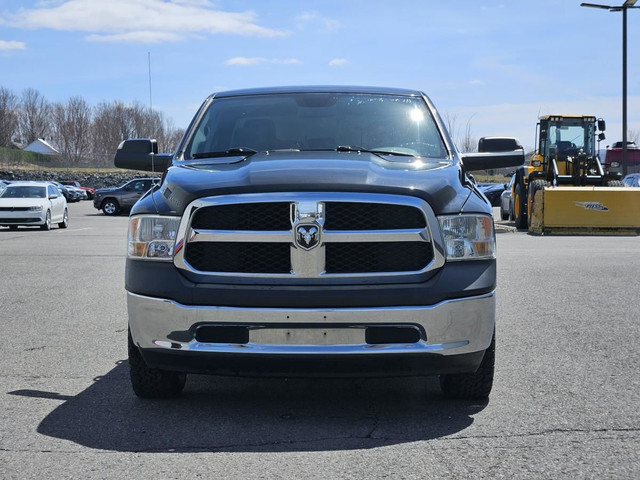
529,186 -> 640,235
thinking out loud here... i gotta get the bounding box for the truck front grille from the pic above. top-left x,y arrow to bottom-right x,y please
176,192 -> 442,280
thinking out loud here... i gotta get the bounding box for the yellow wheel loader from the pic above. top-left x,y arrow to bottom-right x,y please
512,115 -> 640,235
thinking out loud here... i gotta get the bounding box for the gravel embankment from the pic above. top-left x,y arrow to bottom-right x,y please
0,169 -> 151,190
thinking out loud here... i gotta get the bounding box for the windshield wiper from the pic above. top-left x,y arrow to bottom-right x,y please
191,147 -> 258,159
336,145 -> 417,158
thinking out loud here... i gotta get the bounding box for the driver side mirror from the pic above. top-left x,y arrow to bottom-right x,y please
114,138 -> 172,173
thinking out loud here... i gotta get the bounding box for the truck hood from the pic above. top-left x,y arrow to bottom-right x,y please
136,151 -> 483,216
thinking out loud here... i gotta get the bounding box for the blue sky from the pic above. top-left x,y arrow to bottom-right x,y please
1,0 -> 638,150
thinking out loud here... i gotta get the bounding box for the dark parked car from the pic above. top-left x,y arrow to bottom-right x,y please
93,178 -> 160,215
50,181 -> 83,202
478,182 -> 506,207
61,180 -> 94,200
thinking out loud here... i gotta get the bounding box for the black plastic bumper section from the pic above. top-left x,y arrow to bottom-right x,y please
139,347 -> 486,377
125,259 -> 496,309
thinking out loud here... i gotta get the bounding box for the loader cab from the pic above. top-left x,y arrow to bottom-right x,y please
536,115 -> 606,186
541,115 -> 596,160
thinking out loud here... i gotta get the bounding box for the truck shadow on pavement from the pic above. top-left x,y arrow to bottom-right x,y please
12,361 -> 488,453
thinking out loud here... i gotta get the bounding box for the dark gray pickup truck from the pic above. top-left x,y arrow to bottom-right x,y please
114,86 -> 524,399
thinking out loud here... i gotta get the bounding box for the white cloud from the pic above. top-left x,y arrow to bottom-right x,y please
225,57 -> 302,66
4,0 -> 288,43
87,31 -> 182,43
0,40 -> 26,51
226,57 -> 268,66
295,11 -> 341,33
328,58 -> 348,67
273,58 -> 302,65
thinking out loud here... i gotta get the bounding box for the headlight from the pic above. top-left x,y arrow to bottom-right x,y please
128,215 -> 180,261
28,206 -> 43,212
438,214 -> 495,261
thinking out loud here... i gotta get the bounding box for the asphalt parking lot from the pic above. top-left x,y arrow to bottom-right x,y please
1,201 -> 639,479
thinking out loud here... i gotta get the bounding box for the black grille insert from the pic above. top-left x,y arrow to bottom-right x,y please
195,325 -> 249,344
191,203 -> 291,231
366,326 -> 421,344
186,242 -> 291,273
324,202 -> 425,230
325,242 -> 433,273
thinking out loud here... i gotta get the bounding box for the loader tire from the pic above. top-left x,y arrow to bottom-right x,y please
527,180 -> 548,229
513,183 -> 527,230
607,180 -> 624,187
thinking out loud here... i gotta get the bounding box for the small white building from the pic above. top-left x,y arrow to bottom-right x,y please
23,138 -> 60,156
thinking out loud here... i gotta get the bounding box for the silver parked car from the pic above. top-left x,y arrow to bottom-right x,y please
499,174 -> 515,221
622,173 -> 640,187
0,181 -> 68,230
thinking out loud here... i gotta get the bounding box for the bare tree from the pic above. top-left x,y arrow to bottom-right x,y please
458,116 -> 477,153
17,88 -> 51,144
162,124 -> 186,153
443,112 -> 458,144
628,128 -> 639,145
0,87 -> 19,147
92,101 -> 185,157
443,112 -> 477,152
51,96 -> 93,165
92,101 -> 130,156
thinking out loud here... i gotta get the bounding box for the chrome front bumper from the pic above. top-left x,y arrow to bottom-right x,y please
128,291 -> 495,358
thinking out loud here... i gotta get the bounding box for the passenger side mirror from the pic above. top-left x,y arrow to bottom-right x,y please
477,137 -> 521,153
460,137 -> 525,171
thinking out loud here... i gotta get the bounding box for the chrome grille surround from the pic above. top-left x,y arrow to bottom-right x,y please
173,192 -> 445,281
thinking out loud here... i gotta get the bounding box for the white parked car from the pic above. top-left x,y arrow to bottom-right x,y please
0,181 -> 68,230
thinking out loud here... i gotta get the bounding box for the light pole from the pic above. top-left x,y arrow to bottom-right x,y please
581,1 -> 638,176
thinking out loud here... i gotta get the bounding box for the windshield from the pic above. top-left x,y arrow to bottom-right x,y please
183,92 -> 448,160
544,118 -> 595,157
0,185 -> 47,198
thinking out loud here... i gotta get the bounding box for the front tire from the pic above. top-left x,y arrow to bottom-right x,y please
102,199 -> 120,216
128,330 -> 186,398
58,209 -> 69,229
40,210 -> 51,230
527,180 -> 547,229
440,333 -> 495,400
513,183 -> 527,230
